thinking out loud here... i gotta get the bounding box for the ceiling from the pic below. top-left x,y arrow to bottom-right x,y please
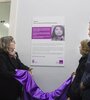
0,0 -> 10,2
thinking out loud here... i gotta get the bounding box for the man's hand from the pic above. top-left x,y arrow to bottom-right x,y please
80,82 -> 85,90
67,97 -> 70,100
29,68 -> 33,74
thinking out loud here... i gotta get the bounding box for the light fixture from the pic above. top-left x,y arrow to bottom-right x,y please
0,20 -> 9,28
3,23 -> 9,28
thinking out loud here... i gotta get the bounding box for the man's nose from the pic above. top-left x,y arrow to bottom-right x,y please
88,33 -> 90,36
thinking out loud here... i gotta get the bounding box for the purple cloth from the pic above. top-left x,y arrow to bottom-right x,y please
15,69 -> 72,100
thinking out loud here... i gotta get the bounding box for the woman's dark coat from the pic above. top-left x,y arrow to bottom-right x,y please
67,54 -> 88,100
81,53 -> 90,100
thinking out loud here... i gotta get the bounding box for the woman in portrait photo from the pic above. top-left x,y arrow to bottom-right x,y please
52,25 -> 65,41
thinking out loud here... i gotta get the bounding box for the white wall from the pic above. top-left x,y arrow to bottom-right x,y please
0,0 -> 10,2
9,0 -> 90,92
9,0 -> 17,37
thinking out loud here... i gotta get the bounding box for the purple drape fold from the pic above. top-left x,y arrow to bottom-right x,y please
15,69 -> 72,100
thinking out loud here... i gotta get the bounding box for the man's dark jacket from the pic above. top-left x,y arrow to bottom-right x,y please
0,50 -> 29,100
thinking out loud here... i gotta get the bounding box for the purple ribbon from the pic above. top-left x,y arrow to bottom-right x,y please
15,69 -> 72,100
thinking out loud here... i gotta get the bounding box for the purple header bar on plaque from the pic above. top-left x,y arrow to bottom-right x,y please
32,27 -> 51,39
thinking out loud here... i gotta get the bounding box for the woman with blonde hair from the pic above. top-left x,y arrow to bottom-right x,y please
67,39 -> 90,100
80,22 -> 90,100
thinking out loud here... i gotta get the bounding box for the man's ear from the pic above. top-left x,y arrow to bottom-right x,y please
2,42 -> 5,47
88,41 -> 90,47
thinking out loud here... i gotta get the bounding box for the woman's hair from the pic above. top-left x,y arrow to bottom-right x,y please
80,39 -> 90,55
0,36 -> 15,52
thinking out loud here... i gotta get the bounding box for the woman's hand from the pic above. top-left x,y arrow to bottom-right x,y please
71,72 -> 76,77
